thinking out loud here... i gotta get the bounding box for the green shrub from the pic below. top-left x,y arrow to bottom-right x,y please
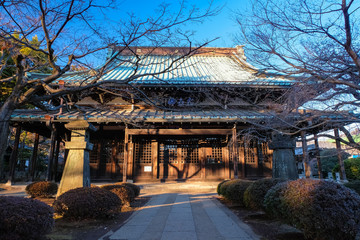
218,179 -> 241,196
101,184 -> 135,206
25,181 -> 58,198
223,180 -> 252,205
53,187 -> 121,220
333,158 -> 360,181
0,196 -> 54,240
264,179 -> 360,240
217,180 -> 229,195
345,180 -> 360,195
244,178 -> 285,210
122,182 -> 140,197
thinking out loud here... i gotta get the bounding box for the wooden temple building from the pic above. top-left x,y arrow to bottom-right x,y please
8,46 -> 348,184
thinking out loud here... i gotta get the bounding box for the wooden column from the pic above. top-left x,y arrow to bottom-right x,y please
232,125 -> 239,179
7,125 -> 21,185
224,144 -> 230,179
46,125 -> 57,181
334,128 -> 347,180
314,134 -> 323,179
127,136 -> 134,181
239,139 -> 246,178
152,141 -> 158,179
200,147 -> 206,179
53,137 -> 61,181
301,131 -> 311,178
123,127 -> 128,182
30,133 -> 40,181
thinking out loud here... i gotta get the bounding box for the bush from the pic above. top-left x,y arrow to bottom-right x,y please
244,178 -> 285,210
217,180 -> 229,195
122,182 -> 140,197
217,179 -> 241,196
345,180 -> 360,195
264,179 -> 360,240
223,179 -> 252,205
25,181 -> 58,198
0,196 -> 54,240
101,184 -> 135,206
333,158 -> 360,181
53,187 -> 121,220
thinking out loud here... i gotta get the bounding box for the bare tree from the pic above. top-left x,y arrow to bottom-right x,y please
235,0 -> 360,148
0,0 -> 219,177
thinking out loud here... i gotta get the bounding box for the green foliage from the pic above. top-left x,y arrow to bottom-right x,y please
217,180 -> 229,195
53,187 -> 121,220
320,149 -> 350,177
0,196 -> 54,240
332,157 -> 360,181
243,178 -> 285,210
101,184 -> 135,206
25,181 -> 58,198
264,179 -> 360,240
220,179 -> 252,205
344,180 -> 360,195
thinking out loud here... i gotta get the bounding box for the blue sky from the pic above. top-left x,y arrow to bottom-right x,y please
108,0 -> 250,47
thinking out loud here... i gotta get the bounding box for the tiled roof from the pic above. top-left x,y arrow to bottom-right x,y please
27,50 -> 294,87
11,108 -> 272,123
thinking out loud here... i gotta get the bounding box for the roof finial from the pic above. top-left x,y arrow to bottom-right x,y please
236,45 -> 246,61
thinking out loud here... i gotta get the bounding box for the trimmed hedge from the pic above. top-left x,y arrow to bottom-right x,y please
243,178 -> 285,210
264,179 -> 360,240
122,182 -> 140,197
0,196 -> 54,240
101,184 -> 135,206
217,180 -> 229,195
345,180 -> 360,195
25,181 -> 58,198
218,179 -> 252,205
53,187 -> 121,220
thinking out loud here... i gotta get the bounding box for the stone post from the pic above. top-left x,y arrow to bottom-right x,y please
56,120 -> 96,197
269,132 -> 298,180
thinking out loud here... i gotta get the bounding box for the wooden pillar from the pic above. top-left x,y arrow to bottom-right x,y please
314,134 -> 323,179
334,128 -> 347,180
239,138 -> 245,178
224,144 -> 230,179
301,131 -> 311,178
232,125 -> 239,179
123,127 -> 128,182
53,137 -> 61,181
152,141 -> 158,179
7,125 -> 22,185
30,133 -> 40,181
46,125 -> 57,181
127,136 -> 134,181
200,147 -> 206,179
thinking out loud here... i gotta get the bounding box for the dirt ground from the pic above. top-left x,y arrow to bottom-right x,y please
217,197 -> 308,240
43,196 -> 150,240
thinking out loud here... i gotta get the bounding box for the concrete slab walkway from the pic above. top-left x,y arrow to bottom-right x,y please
100,192 -> 259,240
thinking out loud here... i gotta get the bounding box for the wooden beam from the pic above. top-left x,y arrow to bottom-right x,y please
314,134 -> 323,179
232,126 -> 239,179
239,139 -> 246,178
127,129 -> 232,135
123,127 -> 128,183
224,145 -> 230,179
334,128 -> 347,180
30,133 -> 39,181
53,137 -> 61,181
46,125 -> 57,181
301,131 -> 311,178
8,125 -> 21,185
152,141 -> 158,179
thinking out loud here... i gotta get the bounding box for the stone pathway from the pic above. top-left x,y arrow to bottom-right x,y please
100,192 -> 259,240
